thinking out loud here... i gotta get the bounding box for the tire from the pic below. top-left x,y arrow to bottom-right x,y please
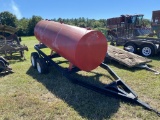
0,60 -> 6,72
31,52 -> 39,68
110,41 -> 115,46
140,44 -> 155,57
20,51 -> 24,57
124,43 -> 137,53
36,58 -> 48,74
158,32 -> 160,38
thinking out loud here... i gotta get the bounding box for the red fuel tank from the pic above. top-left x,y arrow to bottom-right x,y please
34,20 -> 107,71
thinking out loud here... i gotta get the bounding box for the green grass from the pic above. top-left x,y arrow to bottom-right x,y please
0,36 -> 160,120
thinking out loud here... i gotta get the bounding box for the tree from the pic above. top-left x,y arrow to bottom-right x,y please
0,11 -> 18,27
143,18 -> 151,27
99,19 -> 107,27
78,22 -> 86,28
74,18 -> 78,26
17,17 -> 29,36
92,21 -> 103,28
27,15 -> 43,36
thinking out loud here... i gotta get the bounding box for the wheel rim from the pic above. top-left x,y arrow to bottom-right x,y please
127,45 -> 135,53
142,47 -> 151,56
37,62 -> 41,73
31,56 -> 35,67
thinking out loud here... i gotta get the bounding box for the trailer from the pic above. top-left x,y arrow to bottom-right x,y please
106,45 -> 160,74
106,13 -> 160,57
123,38 -> 160,57
31,43 -> 160,116
0,25 -> 28,59
30,20 -> 160,116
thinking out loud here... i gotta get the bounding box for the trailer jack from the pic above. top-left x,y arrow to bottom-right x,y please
34,44 -> 160,116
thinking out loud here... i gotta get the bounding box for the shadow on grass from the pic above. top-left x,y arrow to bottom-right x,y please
1,55 -> 26,64
0,71 -> 14,77
26,65 -> 120,119
147,54 -> 160,61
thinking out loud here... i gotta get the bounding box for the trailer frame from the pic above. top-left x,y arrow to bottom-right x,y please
31,43 -> 160,116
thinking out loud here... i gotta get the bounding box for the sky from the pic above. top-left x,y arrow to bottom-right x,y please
0,0 -> 160,20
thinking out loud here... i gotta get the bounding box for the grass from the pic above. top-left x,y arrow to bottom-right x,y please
0,36 -> 160,120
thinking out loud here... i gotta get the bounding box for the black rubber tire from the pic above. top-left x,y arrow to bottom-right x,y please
157,32 -> 160,38
140,44 -> 155,57
31,52 -> 39,68
0,60 -> 6,72
36,58 -> 48,74
124,43 -> 137,53
20,51 -> 24,57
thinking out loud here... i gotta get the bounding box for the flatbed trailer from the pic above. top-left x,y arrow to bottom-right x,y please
107,45 -> 151,67
30,43 -> 160,116
106,45 -> 160,74
108,36 -> 160,57
123,38 -> 160,57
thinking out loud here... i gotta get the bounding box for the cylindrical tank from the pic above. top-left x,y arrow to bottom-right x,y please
34,20 -> 107,71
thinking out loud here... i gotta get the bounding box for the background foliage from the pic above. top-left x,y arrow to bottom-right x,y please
0,11 -> 151,37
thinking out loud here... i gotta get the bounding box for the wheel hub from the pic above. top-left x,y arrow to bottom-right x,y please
127,45 -> 135,53
142,47 -> 151,56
